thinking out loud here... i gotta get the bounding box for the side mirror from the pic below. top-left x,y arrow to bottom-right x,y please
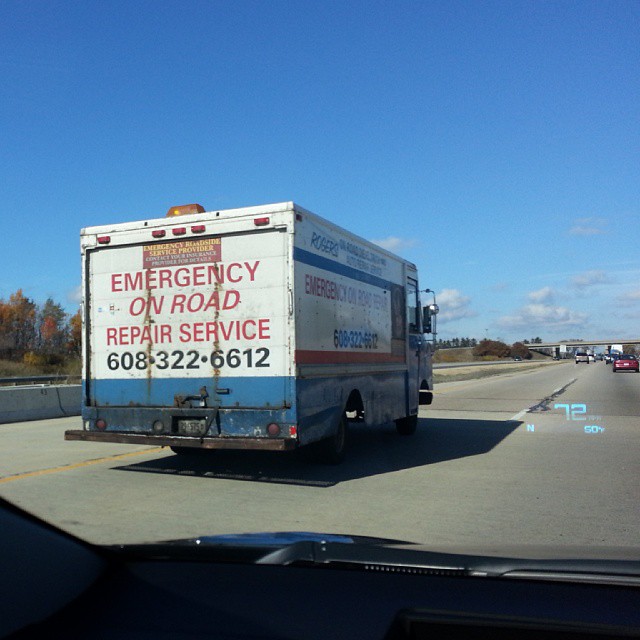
423,304 -> 438,334
423,307 -> 432,333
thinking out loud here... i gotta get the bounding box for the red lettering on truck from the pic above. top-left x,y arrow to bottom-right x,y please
106,324 -> 172,345
178,319 -> 271,343
170,290 -> 240,314
110,261 -> 261,292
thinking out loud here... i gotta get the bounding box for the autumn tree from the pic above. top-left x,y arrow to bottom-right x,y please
68,308 -> 82,355
0,299 -> 12,356
0,290 -> 81,365
38,298 -> 69,354
510,341 -> 532,359
0,289 -> 37,358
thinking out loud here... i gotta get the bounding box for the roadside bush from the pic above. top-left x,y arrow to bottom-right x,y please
472,339 -> 510,359
23,351 -> 48,367
24,351 -> 65,367
510,342 -> 532,359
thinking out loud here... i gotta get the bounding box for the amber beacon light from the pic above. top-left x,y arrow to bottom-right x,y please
166,203 -> 206,217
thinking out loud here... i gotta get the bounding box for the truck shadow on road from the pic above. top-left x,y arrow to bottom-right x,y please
114,417 -> 521,487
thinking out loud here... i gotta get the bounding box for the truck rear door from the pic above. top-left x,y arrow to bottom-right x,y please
86,226 -> 291,411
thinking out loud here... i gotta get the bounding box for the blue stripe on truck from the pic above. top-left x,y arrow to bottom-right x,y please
91,375 -> 292,409
294,247 -> 397,290
84,369 -> 409,442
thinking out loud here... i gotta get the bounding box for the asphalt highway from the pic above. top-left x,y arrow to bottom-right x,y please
1,360 -> 638,555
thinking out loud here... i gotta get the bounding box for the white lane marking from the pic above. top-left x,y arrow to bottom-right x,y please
509,377 -> 578,421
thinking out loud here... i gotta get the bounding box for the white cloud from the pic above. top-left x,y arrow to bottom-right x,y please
370,236 -> 417,251
568,216 -> 608,236
67,285 -> 82,305
570,270 -> 610,289
527,286 -> 555,303
617,288 -> 640,302
437,288 -> 476,321
498,303 -> 588,329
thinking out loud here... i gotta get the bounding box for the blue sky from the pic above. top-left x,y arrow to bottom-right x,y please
1,0 -> 638,343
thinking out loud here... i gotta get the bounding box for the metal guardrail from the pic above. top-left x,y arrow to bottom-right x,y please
0,375 -> 81,386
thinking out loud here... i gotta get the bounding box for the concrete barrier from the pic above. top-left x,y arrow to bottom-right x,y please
0,385 -> 81,424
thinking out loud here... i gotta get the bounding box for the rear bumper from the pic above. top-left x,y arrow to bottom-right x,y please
64,430 -> 297,451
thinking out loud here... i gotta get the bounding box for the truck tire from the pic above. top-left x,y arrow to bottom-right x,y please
314,413 -> 347,464
395,414 -> 418,436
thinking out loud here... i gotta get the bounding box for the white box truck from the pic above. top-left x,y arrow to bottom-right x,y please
65,202 -> 435,462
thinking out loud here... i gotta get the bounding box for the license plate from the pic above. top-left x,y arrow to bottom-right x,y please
178,419 -> 208,436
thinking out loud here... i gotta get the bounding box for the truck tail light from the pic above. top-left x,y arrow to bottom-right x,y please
95,419 -> 107,431
152,420 -> 165,433
254,217 -> 270,226
97,236 -> 111,245
289,425 -> 298,437
267,423 -> 281,436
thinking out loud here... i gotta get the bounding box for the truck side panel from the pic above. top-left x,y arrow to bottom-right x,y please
293,210 -> 416,438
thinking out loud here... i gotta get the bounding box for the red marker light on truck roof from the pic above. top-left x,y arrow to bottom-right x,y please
172,227 -> 187,236
254,217 -> 270,226
97,236 -> 111,245
191,225 -> 206,233
166,203 -> 205,217
152,230 -> 166,238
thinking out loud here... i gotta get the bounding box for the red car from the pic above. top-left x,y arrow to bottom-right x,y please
612,354 -> 639,373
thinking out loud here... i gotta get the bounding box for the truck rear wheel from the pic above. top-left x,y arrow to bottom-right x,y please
314,413 -> 347,464
395,414 -> 418,436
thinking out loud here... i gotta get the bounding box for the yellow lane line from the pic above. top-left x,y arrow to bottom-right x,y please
0,447 -> 165,484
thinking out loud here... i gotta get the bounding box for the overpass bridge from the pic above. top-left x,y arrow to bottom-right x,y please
530,339 -> 640,349
528,339 -> 640,357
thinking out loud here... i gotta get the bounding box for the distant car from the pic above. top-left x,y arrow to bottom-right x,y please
513,355 -> 523,361
575,352 -> 590,364
612,354 -> 639,373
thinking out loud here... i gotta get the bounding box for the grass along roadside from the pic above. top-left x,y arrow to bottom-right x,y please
0,357 -> 81,381
434,360 -> 562,384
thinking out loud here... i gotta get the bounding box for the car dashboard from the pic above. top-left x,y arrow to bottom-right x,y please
2,499 -> 639,640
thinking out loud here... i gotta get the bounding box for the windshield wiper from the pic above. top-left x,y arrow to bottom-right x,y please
107,532 -> 640,586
